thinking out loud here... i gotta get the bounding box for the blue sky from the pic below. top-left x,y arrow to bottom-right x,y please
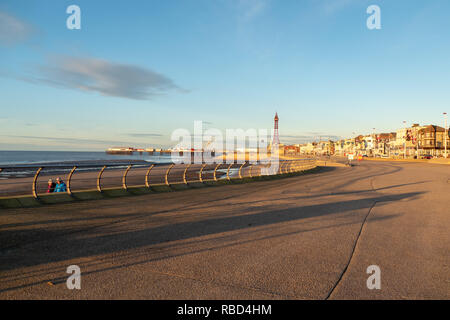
0,0 -> 449,150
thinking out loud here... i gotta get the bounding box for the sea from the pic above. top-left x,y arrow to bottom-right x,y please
0,151 -> 173,166
0,151 -> 174,178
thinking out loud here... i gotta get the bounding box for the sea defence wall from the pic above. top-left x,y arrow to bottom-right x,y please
0,159 -> 317,209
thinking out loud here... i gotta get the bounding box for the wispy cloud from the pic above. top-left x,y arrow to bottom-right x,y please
237,0 -> 269,21
20,56 -> 183,100
321,0 -> 360,15
281,133 -> 342,143
5,135 -> 133,146
0,11 -> 34,46
126,133 -> 163,138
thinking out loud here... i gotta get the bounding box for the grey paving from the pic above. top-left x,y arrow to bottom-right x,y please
0,161 -> 449,299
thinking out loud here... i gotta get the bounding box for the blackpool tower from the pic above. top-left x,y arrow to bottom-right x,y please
272,112 -> 280,146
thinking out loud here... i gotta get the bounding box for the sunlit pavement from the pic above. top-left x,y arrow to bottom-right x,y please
0,161 -> 449,299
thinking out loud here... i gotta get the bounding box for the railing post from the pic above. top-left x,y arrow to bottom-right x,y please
199,164 -> 207,183
32,167 -> 42,199
213,163 -> 221,182
259,163 -> 266,177
279,161 -> 284,174
165,164 -> 175,186
226,163 -> 233,180
283,161 -> 289,174
122,165 -> 132,190
145,164 -> 155,188
67,166 -> 77,195
183,164 -> 191,185
287,161 -> 293,174
285,161 -> 291,174
238,162 -> 246,179
97,166 -> 106,193
249,164 -> 254,178
290,161 -> 296,173
264,163 -> 271,176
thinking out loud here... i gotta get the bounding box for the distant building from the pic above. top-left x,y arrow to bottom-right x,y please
375,133 -> 396,156
417,125 -> 450,156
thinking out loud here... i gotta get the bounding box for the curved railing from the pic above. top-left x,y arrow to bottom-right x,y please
0,159 -> 316,200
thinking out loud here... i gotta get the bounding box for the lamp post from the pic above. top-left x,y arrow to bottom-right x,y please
403,121 -> 407,159
372,128 -> 375,157
444,112 -> 448,159
352,132 -> 356,154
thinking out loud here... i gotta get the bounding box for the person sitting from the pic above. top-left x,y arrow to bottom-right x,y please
46,179 -> 56,193
54,177 -> 67,193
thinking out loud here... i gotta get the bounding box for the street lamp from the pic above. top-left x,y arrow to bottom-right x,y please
403,121 -> 407,159
352,132 -> 356,154
372,128 -> 375,157
444,112 -> 448,159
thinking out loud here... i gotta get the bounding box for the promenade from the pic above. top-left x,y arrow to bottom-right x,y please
0,161 -> 449,299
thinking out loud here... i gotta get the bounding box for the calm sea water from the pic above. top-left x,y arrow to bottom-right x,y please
0,150 -> 173,166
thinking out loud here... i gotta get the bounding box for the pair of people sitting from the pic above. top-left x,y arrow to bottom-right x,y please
47,177 -> 67,193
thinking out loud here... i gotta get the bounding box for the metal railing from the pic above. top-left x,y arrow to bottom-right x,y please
0,159 -> 316,200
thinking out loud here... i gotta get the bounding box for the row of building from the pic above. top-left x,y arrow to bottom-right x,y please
283,124 -> 450,158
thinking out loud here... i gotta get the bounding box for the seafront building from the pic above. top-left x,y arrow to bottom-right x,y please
290,122 -> 449,159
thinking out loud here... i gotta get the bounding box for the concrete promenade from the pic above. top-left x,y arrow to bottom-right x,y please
0,161 -> 449,299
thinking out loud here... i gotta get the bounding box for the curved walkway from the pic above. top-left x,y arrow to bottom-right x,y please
0,161 -> 448,299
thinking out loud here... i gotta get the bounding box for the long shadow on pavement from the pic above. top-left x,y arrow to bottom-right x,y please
0,191 -> 423,277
